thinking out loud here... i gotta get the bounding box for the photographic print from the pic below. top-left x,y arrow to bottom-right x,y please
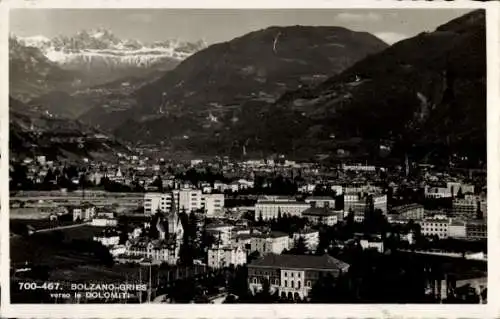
5,2 -> 493,311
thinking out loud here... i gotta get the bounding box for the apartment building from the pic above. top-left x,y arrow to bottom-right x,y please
201,193 -> 225,217
144,190 -> 218,215
419,216 -> 451,239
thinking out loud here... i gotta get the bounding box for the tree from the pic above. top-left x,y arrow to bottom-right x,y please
258,212 -> 264,224
151,175 -> 163,192
290,236 -> 308,255
309,273 -> 337,303
248,250 -> 261,263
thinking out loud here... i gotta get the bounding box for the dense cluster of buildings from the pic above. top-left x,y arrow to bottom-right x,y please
10,153 -> 487,302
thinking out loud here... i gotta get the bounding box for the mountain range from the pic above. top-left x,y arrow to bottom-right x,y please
113,26 -> 388,144
10,29 -> 206,103
9,11 -> 486,166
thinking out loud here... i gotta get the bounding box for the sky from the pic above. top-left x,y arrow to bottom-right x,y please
10,9 -> 474,45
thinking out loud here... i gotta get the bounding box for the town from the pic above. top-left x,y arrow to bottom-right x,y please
9,153 -> 487,304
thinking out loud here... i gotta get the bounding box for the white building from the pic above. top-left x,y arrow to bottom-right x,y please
342,164 -> 376,172
144,192 -> 170,215
201,193 -> 225,217
144,189 -> 203,215
173,189 -> 203,213
207,245 -> 247,269
93,235 -> 120,247
251,232 -> 290,255
419,216 -> 451,239
126,240 -> 179,265
71,204 -> 96,221
255,201 -> 310,220
91,218 -> 118,227
448,220 -> 467,238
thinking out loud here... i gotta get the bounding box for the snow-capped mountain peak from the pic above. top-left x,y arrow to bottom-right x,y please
15,29 -> 207,72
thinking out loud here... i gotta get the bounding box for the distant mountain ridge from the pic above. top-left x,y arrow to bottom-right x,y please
16,28 -> 207,73
10,29 -> 206,102
113,25 -> 388,144
115,10 -> 486,166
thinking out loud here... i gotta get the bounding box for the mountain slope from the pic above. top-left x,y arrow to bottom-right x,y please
263,9 -> 486,165
114,26 -> 388,142
9,37 -> 80,102
10,97 -> 132,161
116,10 -> 485,166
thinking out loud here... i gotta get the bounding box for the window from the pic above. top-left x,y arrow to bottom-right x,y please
298,281 -> 301,289
284,272 -> 287,277
298,273 -> 301,278
291,281 -> 294,288
275,279 -> 279,285
253,278 -> 257,284
284,280 -> 288,287
307,281 -> 311,288
291,273 -> 294,278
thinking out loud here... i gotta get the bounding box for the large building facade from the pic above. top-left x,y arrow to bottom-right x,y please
254,201 -> 310,220
144,190 -> 222,216
248,254 -> 350,300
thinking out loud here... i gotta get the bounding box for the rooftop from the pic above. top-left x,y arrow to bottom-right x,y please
249,254 -> 349,271
305,196 -> 335,201
302,207 -> 338,217
256,201 -> 309,206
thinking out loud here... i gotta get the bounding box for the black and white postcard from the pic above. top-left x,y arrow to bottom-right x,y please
1,0 -> 499,318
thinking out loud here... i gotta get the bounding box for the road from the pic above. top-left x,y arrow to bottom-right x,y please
398,249 -> 487,262
35,222 -> 90,233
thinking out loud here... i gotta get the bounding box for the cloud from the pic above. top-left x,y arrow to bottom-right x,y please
126,13 -> 153,24
336,12 -> 382,23
374,32 -> 410,45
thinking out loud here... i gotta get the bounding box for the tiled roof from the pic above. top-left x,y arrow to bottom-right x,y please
250,254 -> 349,271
